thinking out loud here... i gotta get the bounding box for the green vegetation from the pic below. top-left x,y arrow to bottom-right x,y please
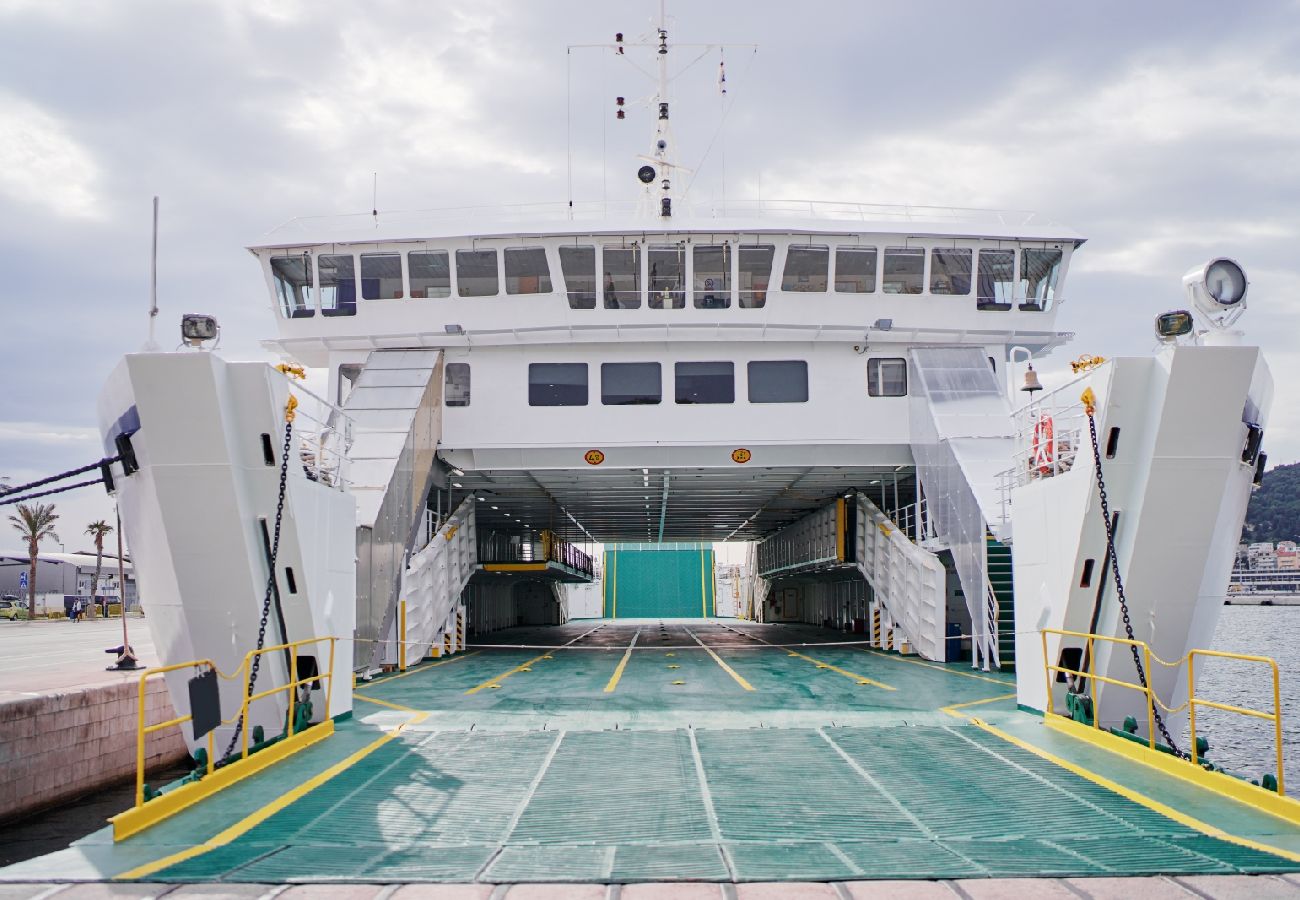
1244,462 -> 1300,544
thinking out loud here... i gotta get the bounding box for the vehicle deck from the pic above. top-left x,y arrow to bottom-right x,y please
3,620 -> 1299,889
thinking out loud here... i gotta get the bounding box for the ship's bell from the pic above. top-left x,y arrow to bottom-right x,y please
1021,364 -> 1043,394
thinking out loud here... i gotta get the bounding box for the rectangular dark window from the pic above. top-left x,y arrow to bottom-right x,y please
739,245 -> 774,308
748,360 -> 808,403
868,358 -> 907,397
648,245 -> 685,308
781,245 -> 829,292
1020,248 -> 1063,310
504,247 -> 552,295
360,252 -> 403,300
1105,427 -> 1120,459
601,362 -> 661,405
559,245 -> 596,309
835,247 -> 877,293
882,248 -> 924,294
271,255 -> 314,318
693,244 -> 730,308
529,363 -> 588,406
1080,559 -> 1095,588
603,246 -> 640,308
456,249 -> 498,297
930,248 -> 972,295
445,362 -> 470,407
319,254 -> 356,316
675,361 -> 734,404
977,249 -> 1014,309
408,251 -> 450,298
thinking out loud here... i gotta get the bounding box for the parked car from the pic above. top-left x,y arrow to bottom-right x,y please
0,596 -> 28,620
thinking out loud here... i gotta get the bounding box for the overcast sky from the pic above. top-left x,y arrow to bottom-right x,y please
2,0 -> 1299,552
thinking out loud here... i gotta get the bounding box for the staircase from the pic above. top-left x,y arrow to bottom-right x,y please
986,535 -> 1015,670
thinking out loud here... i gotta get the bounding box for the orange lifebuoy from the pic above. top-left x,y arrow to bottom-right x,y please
1032,415 -> 1055,475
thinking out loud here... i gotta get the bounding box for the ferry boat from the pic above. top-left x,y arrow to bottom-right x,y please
4,7 -> 1297,891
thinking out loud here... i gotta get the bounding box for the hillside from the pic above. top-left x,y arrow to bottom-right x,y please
1243,462 -> 1300,544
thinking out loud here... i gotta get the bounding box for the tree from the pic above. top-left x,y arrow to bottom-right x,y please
8,503 -> 59,620
85,520 -> 113,619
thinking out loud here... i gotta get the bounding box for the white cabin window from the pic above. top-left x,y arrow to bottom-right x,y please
445,363 -> 470,407
1020,249 -> 1062,310
360,252 -> 403,300
675,361 -> 734,405
739,245 -> 774,308
603,247 -> 640,309
456,249 -> 499,297
693,245 -> 731,309
602,362 -> 661,405
504,247 -> 552,295
930,249 -> 972,295
529,363 -> 588,406
748,360 -> 808,403
977,249 -> 1015,310
882,248 -> 924,295
271,255 -> 314,318
319,254 -> 356,316
781,245 -> 829,292
834,247 -> 877,293
559,245 -> 596,309
648,245 -> 686,309
868,358 -> 907,397
408,251 -> 450,298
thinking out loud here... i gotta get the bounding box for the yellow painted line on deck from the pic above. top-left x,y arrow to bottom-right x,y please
940,692 -> 1016,718
354,694 -> 418,713
359,650 -> 481,688
786,649 -> 896,691
858,647 -> 1013,687
964,716 -> 1300,865
116,711 -> 429,880
465,624 -> 605,695
604,627 -> 642,694
685,627 -> 754,691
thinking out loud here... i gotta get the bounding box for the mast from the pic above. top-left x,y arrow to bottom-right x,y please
653,0 -> 673,218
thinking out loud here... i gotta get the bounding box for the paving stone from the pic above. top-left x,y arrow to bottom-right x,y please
621,885 -> 722,900
49,886 -> 175,900
952,879 -> 1079,899
388,887 -> 494,900
280,887 -> 389,900
163,886 -> 282,900
1063,876 -> 1192,899
735,884 -> 839,900
843,880 -> 956,899
503,887 -> 606,900
1171,874 -> 1300,898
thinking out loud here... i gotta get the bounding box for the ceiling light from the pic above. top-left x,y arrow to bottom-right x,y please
452,482 -> 463,488
491,506 -> 499,510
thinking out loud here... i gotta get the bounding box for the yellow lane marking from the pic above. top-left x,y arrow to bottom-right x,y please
686,628 -> 755,691
940,692 -> 1017,718
357,650 -> 481,689
354,694 -> 418,713
966,716 -> 1300,864
858,647 -> 1013,687
116,711 -> 429,880
604,627 -> 642,694
466,624 -> 604,695
786,649 -> 895,691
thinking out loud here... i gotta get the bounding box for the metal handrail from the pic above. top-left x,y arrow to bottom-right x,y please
1041,628 -> 1286,794
132,636 -> 336,807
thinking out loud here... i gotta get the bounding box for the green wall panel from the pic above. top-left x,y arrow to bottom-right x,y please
603,547 -> 715,618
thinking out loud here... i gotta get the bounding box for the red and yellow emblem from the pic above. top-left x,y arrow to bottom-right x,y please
584,449 -> 606,466
731,448 -> 752,464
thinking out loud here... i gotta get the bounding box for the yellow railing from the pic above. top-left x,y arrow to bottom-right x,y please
1041,628 -> 1285,794
134,636 -> 336,807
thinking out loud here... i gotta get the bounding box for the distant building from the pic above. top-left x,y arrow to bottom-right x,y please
1277,541 -> 1299,571
0,551 -> 137,615
1247,542 -> 1277,570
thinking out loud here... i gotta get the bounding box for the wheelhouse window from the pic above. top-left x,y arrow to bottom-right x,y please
271,255 -> 314,318
504,247 -> 552,295
882,248 -> 924,294
601,362 -> 661,405
930,249 -> 972,295
319,254 -> 356,316
977,249 -> 1015,310
456,249 -> 498,297
1020,248 -> 1062,310
868,358 -> 907,397
360,252 -> 403,300
835,247 -> 877,293
781,245 -> 829,292
445,363 -> 470,407
675,361 -> 734,404
648,245 -> 685,309
748,360 -> 808,403
603,246 -> 640,308
529,363 -> 588,406
408,251 -> 450,298
739,244 -> 774,308
693,244 -> 730,308
559,245 -> 596,309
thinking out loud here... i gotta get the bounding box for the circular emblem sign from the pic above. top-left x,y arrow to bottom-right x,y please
731,448 -> 752,464
584,449 -> 606,466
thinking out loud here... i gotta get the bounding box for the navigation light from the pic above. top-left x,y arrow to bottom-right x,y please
180,314 -> 218,348
1183,257 -> 1248,328
1155,310 -> 1194,342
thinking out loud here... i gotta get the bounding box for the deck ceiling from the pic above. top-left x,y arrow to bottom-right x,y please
448,465 -> 917,544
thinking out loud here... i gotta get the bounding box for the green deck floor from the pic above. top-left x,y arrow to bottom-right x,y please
4,620 -> 1298,884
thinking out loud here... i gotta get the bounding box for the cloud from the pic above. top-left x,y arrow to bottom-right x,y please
0,90 -> 102,219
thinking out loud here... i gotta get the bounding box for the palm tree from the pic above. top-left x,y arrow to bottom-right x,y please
8,503 -> 59,620
85,520 -> 113,619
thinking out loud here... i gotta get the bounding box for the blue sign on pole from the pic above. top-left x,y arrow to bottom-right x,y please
18,571 -> 28,591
